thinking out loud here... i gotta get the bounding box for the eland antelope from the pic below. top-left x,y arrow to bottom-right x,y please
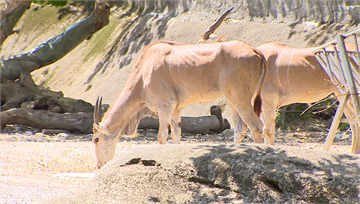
234,42 -> 359,151
199,9 -> 359,152
93,40 -> 268,168
248,42 -> 359,152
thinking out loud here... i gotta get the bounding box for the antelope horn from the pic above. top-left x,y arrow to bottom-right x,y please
94,96 -> 103,124
203,7 -> 234,40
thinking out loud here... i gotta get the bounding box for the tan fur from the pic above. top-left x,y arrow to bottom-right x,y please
197,33 -> 226,44
198,12 -> 359,152
254,42 -> 337,145
93,40 -> 268,168
199,32 -> 359,147
241,42 -> 359,146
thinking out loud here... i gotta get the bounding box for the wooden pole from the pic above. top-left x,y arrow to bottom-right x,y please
337,36 -> 360,115
323,94 -> 349,151
337,35 -> 360,153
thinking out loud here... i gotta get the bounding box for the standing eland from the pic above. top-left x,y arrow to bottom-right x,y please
93,40 -> 267,168
199,9 -> 359,152
238,42 -> 359,146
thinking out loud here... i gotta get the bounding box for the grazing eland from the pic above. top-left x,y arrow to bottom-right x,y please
93,40 -> 268,168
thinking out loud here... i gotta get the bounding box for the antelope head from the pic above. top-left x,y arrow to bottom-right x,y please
197,7 -> 233,44
93,96 -> 116,169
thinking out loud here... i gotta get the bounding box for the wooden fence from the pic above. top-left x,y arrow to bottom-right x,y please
313,28 -> 360,154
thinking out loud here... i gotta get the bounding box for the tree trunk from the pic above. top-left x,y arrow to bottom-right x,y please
1,108 -> 93,133
139,115 -> 230,134
1,109 -> 230,134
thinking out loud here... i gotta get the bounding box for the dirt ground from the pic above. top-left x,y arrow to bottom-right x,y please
0,125 -> 352,203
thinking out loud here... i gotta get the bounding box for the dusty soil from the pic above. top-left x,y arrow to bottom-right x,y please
0,123 -> 352,203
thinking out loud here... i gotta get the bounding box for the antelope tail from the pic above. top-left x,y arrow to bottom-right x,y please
253,48 -> 268,118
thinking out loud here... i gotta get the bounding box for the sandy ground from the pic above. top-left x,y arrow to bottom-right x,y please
0,131 -> 352,204
1,141 -> 95,203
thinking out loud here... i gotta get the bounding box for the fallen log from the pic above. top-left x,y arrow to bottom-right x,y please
1,73 -> 63,111
1,72 -> 230,134
139,115 -> 230,134
1,108 -> 230,134
1,73 -> 97,114
1,108 -> 93,133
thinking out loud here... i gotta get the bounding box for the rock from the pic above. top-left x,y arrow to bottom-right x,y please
42,129 -> 70,135
34,132 -> 44,138
41,144 -> 360,203
186,136 -> 195,140
56,133 -> 69,140
222,129 -> 234,137
334,133 -> 351,142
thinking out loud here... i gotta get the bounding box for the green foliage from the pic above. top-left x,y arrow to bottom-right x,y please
275,105 -> 315,130
275,112 -> 282,125
34,1 -> 69,7
297,111 -> 314,121
338,123 -> 350,131
276,108 -> 314,123
275,112 -> 285,130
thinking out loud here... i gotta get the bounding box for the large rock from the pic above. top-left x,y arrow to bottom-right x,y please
42,144 -> 360,203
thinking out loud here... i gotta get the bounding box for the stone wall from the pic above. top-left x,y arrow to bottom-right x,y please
124,0 -> 360,24
196,0 -> 360,23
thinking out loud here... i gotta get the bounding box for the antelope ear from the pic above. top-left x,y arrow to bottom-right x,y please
215,33 -> 226,42
93,123 -> 101,133
94,96 -> 103,124
93,123 -> 109,135
197,35 -> 205,44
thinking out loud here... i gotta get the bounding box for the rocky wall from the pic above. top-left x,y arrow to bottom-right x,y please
123,0 -> 360,24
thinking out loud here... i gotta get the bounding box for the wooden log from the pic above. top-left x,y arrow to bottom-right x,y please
138,115 -> 230,133
1,73 -> 63,111
1,108 -> 93,133
1,109 -> 230,134
46,97 -> 95,113
323,94 -> 349,151
1,73 -> 229,134
210,105 -> 223,131
136,105 -> 230,133
181,115 -> 224,133
1,73 -> 96,114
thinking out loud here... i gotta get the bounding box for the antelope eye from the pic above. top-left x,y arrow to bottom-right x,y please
94,137 -> 99,143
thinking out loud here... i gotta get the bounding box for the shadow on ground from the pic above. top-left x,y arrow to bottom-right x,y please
41,144 -> 360,203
